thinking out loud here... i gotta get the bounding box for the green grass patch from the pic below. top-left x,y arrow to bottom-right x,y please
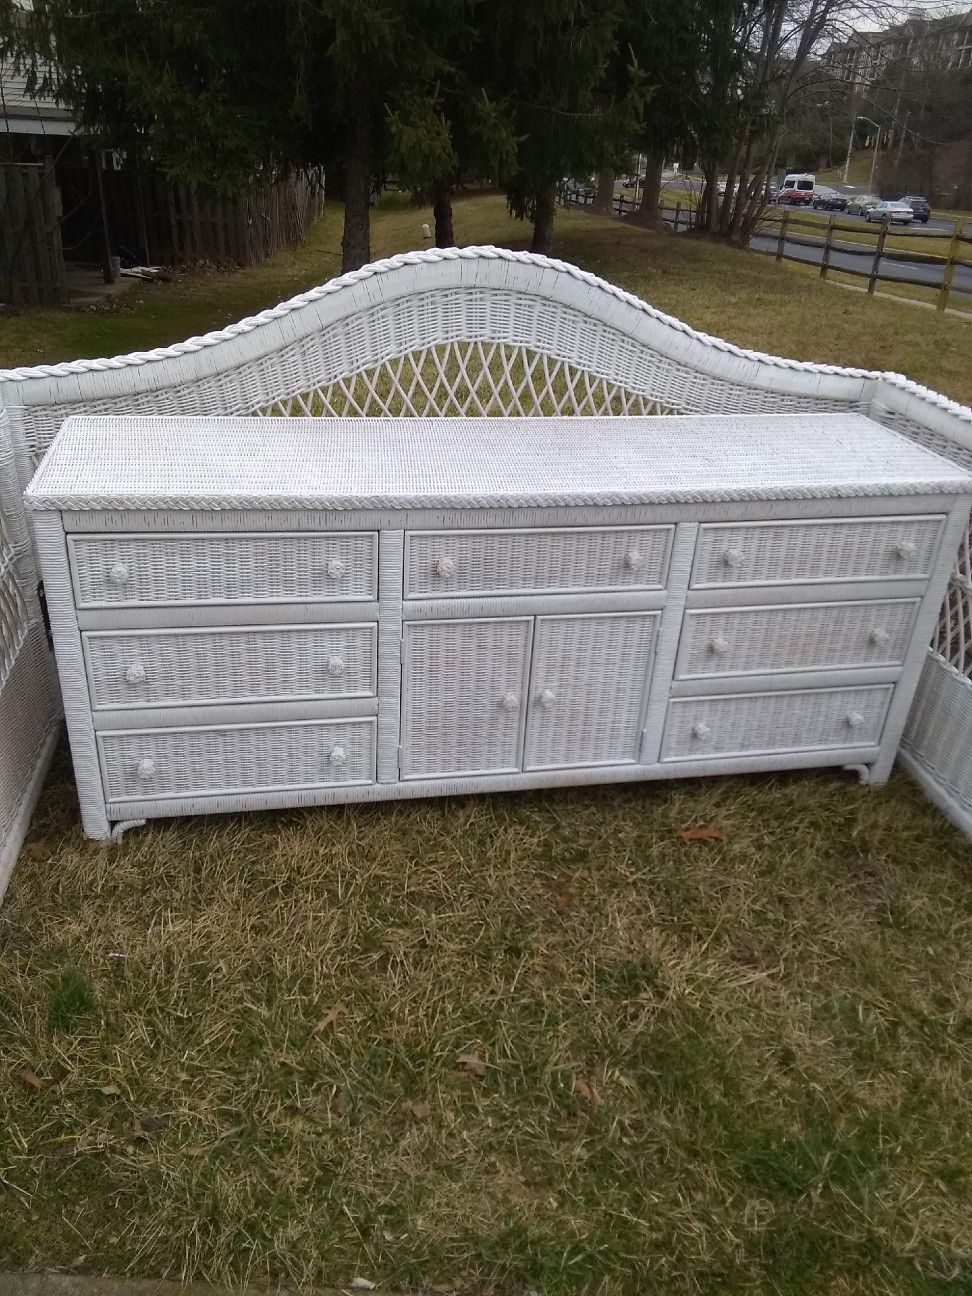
1,750 -> 971,1291
46,963 -> 94,1033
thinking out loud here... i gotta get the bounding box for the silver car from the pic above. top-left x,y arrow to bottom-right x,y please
865,200 -> 914,224
846,193 -> 880,216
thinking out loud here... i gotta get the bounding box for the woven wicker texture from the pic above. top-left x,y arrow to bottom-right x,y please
98,717 -> 377,802
405,526 -> 673,598
524,612 -> 657,770
662,685 -> 894,760
68,531 -> 377,607
27,414 -> 971,511
675,599 -> 919,679
401,617 -> 532,778
691,517 -> 945,588
83,623 -> 377,710
4,245 -> 972,866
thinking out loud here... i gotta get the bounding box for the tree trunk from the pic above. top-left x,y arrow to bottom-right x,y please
432,185 -> 454,247
628,152 -> 665,228
593,167 -> 615,214
531,183 -> 556,254
341,112 -> 372,273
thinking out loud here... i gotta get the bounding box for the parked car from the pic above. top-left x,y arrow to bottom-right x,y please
811,185 -> 848,211
777,171 -> 815,205
900,195 -> 931,223
865,200 -> 915,224
846,193 -> 880,216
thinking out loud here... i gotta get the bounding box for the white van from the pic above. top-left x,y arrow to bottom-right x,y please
778,172 -> 815,206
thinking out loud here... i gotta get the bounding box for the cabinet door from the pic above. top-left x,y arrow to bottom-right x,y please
524,613 -> 658,770
400,618 -> 532,779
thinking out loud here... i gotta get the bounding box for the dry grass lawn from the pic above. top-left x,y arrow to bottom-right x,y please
1,192 -> 972,1294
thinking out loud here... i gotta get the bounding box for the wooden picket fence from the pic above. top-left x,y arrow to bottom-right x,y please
84,167 -> 325,268
0,162 -> 67,307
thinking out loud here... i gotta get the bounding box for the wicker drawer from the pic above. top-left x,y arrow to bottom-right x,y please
691,516 -> 944,588
675,598 -> 919,680
661,685 -> 893,761
83,622 -> 377,710
404,525 -> 673,598
98,717 -> 376,802
68,531 -> 377,608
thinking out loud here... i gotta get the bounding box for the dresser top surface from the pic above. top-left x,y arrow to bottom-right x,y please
26,414 -> 972,512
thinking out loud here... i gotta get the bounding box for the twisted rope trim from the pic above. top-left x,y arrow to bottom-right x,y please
25,480 -> 972,513
2,244 -> 969,427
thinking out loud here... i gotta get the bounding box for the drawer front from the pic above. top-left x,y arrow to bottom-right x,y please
661,685 -> 893,761
675,599 -> 919,680
99,717 -> 376,801
691,516 -> 944,589
83,622 -> 377,709
405,526 -> 673,598
69,531 -> 377,608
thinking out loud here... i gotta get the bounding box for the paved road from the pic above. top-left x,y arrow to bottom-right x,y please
566,189 -> 971,297
652,203 -> 972,298
746,226 -> 972,297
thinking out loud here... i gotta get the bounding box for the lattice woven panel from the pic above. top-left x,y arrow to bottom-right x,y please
255,341 -> 680,419
0,506 -> 28,687
872,406 -> 972,681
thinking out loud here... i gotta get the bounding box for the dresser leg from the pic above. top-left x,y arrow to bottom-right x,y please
843,762 -> 873,786
108,818 -> 146,843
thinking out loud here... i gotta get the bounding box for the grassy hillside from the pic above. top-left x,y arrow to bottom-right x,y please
1,191 -> 969,407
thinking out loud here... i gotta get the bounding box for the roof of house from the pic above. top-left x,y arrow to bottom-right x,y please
0,56 -> 74,135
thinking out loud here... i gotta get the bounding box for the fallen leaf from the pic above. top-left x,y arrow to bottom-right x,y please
553,891 -> 572,912
571,1075 -> 601,1104
97,1083 -> 121,1096
312,1002 -> 346,1035
675,825 -> 727,842
403,1099 -> 430,1121
134,1114 -> 168,1137
350,1278 -> 376,1290
457,1052 -> 487,1079
23,840 -> 52,862
19,1070 -> 45,1090
330,1085 -> 350,1116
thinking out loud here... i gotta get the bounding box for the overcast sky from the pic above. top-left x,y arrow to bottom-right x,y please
853,0 -> 970,28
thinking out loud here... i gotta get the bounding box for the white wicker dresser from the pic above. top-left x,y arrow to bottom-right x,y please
25,413 -> 972,840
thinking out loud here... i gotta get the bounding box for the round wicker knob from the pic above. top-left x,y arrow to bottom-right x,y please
894,540 -> 917,560
326,557 -> 347,580
624,549 -> 643,571
435,556 -> 456,578
722,547 -> 744,569
124,663 -> 147,685
136,757 -> 155,781
538,688 -> 557,710
844,710 -> 866,729
109,562 -> 130,585
709,636 -> 730,656
326,656 -> 346,677
500,692 -> 520,712
868,627 -> 891,648
328,746 -> 348,767
692,721 -> 712,740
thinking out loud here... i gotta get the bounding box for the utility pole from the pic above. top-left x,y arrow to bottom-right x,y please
868,124 -> 881,195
